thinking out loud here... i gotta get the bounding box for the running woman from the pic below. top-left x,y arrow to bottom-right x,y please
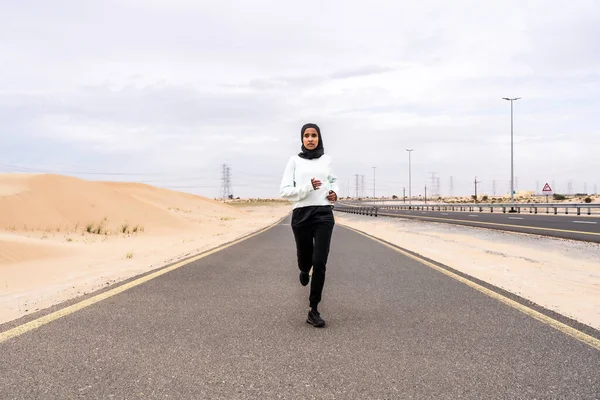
280,123 -> 339,327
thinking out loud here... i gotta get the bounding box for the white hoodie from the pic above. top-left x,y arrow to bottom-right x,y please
280,154 -> 340,209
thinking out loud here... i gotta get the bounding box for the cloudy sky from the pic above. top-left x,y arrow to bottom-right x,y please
1,0 -> 599,198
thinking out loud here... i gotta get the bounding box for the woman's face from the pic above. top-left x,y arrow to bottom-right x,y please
303,128 -> 319,150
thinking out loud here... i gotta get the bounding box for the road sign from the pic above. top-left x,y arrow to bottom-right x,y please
542,183 -> 553,201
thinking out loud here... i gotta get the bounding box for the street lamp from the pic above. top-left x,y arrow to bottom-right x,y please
406,149 -> 414,206
502,97 -> 521,203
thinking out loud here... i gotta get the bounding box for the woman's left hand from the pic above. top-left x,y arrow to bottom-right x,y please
327,190 -> 337,203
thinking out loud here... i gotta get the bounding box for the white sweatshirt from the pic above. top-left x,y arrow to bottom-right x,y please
280,154 -> 340,209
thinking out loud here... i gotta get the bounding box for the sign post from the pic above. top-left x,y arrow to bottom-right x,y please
542,182 -> 553,202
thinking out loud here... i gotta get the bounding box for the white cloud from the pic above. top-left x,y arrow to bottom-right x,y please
1,0 -> 599,197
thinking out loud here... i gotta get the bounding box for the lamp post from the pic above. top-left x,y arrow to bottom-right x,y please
406,149 -> 414,206
502,97 -> 521,203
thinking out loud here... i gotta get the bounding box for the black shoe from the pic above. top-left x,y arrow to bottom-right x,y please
306,309 -> 325,327
299,271 -> 310,286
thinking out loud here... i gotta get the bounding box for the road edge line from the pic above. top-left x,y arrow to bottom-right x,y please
339,223 -> 600,351
0,214 -> 289,345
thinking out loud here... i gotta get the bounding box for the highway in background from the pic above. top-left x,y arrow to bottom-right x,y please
337,204 -> 600,243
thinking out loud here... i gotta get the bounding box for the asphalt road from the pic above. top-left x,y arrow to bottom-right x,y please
1,217 -> 599,399
339,205 -> 600,243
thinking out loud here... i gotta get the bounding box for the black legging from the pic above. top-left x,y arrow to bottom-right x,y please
291,206 -> 335,309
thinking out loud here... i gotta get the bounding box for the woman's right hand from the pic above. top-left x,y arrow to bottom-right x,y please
311,178 -> 322,190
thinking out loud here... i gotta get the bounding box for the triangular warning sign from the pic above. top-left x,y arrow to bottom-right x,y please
542,183 -> 552,192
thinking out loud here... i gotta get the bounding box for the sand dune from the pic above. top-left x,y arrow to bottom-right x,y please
0,233 -> 70,265
0,174 -> 243,235
0,173 -> 290,325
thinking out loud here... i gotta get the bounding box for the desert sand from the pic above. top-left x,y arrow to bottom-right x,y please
0,174 -> 290,325
335,212 -> 600,330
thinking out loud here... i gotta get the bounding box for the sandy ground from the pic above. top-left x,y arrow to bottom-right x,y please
0,174 -> 290,325
335,213 -> 600,330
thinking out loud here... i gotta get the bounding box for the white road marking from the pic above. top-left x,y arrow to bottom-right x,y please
572,221 -> 598,224
441,213 -> 449,215
469,215 -> 479,217
509,217 -> 524,220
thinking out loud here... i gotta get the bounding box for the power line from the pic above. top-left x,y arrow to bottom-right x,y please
429,172 -> 437,197
361,175 -> 365,198
568,180 -> 573,195
0,162 -> 280,191
220,164 -> 232,199
163,182 -> 272,189
0,163 -> 201,177
162,185 -> 221,189
140,176 -> 219,184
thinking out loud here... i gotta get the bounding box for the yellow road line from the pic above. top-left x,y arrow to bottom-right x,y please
341,224 -> 600,351
377,212 -> 600,237
0,218 -> 285,344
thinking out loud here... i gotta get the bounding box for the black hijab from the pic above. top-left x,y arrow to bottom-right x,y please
298,123 -> 324,159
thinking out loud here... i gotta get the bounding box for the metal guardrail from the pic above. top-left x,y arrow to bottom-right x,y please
338,202 -> 600,216
334,204 -> 378,217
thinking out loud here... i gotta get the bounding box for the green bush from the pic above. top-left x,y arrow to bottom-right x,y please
553,194 -> 566,201
584,197 -> 592,203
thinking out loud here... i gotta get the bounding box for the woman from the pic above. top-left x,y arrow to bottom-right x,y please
280,123 -> 339,328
